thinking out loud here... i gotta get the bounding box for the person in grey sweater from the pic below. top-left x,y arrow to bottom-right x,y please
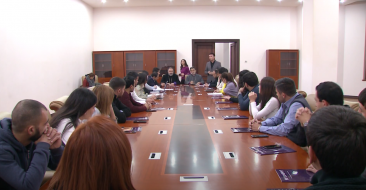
185,67 -> 204,85
85,73 -> 96,87
221,72 -> 238,97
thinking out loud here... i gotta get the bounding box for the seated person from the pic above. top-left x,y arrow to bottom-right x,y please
232,72 -> 260,111
142,70 -> 155,93
249,77 -> 280,120
135,72 -> 149,99
92,85 -> 118,122
304,106 -> 366,190
296,81 -> 345,127
204,69 -> 219,88
226,70 -> 250,103
220,72 -> 238,97
216,67 -> 228,90
127,72 -> 154,104
359,88 -> 366,118
250,78 -> 311,147
147,72 -> 159,87
51,88 -> 97,145
161,67 -> 180,87
119,76 -> 151,113
83,73 -> 98,87
48,116 -> 135,190
185,67 -> 204,85
0,100 -> 63,190
109,77 -> 132,123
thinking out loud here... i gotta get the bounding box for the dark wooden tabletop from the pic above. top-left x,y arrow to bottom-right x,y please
119,85 -> 311,190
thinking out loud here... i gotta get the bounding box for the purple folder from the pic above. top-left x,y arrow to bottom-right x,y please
122,127 -> 142,134
222,115 -> 249,119
275,169 -> 314,183
231,128 -> 253,133
212,97 -> 225,99
126,117 -> 149,121
250,145 -> 296,155
215,101 -> 233,104
217,107 -> 239,111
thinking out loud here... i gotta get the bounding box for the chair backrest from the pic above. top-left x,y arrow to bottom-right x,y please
297,90 -> 307,98
0,112 -> 11,120
81,75 -> 99,87
305,94 -> 317,112
49,96 -> 69,112
344,101 -> 359,112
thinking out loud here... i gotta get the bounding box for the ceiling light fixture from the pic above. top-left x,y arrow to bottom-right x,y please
340,0 -> 345,3
102,0 -> 106,3
124,0 -> 128,2
169,0 -> 172,2
298,0 -> 303,2
213,0 -> 217,2
257,0 -> 260,2
278,0 -> 282,2
191,0 -> 195,2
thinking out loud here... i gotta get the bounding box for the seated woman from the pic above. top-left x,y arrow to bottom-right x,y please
48,116 -> 135,190
135,72 -> 149,99
50,88 -> 97,145
92,85 -> 117,122
249,77 -> 280,120
220,72 -> 238,98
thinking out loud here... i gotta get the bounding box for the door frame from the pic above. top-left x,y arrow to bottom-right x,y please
192,39 -> 240,76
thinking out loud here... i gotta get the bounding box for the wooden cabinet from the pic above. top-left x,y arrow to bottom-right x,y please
93,50 -> 176,83
266,50 -> 299,88
156,51 -> 177,77
93,52 -> 124,84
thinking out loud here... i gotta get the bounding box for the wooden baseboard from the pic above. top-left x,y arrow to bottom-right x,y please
344,95 -> 358,99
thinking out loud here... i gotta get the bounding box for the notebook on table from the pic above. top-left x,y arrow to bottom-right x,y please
205,88 -> 215,92
126,117 -> 149,121
215,101 -> 233,104
231,128 -> 253,133
207,93 -> 223,96
217,107 -> 239,111
275,169 -> 314,183
222,115 -> 248,119
122,127 -> 141,134
250,145 -> 296,155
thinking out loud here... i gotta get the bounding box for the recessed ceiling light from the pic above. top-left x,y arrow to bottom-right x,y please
298,0 -> 303,2
169,0 -> 172,1
213,0 -> 217,2
340,0 -> 345,3
277,0 -> 282,2
101,0 -> 106,3
191,0 -> 195,1
257,0 -> 260,2
124,0 -> 128,2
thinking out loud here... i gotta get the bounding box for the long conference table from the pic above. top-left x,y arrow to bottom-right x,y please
118,85 -> 311,190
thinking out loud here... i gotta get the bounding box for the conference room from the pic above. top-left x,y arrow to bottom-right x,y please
0,0 -> 366,190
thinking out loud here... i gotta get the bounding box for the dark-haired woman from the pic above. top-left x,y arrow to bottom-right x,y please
220,72 -> 238,97
135,72 -> 149,99
50,88 -> 97,145
48,116 -> 135,190
249,77 -> 279,120
179,59 -> 190,85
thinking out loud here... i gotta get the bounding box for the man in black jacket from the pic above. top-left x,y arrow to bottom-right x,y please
161,67 -> 180,87
304,106 -> 366,190
109,77 -> 132,123
0,100 -> 64,190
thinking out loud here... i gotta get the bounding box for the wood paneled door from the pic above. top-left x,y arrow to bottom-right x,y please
193,43 -> 215,82
266,49 -> 300,88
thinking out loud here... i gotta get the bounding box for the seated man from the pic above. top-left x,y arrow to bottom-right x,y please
296,81 -> 345,127
304,106 -> 366,189
119,76 -> 151,113
185,67 -> 204,85
109,77 -> 132,123
147,72 -> 159,87
358,88 -> 366,118
0,100 -> 64,190
250,78 -> 311,147
236,72 -> 260,110
161,67 -> 180,87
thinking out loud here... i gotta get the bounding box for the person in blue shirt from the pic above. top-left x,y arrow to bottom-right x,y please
250,77 -> 311,146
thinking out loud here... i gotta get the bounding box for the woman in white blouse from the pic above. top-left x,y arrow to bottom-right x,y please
249,77 -> 280,120
50,88 -> 97,145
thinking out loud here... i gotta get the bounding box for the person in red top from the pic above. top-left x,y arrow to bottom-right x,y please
118,76 -> 151,113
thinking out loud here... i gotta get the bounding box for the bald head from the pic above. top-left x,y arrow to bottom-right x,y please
11,99 -> 47,133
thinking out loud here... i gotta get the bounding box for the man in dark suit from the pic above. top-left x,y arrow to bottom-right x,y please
161,67 -> 180,87
204,53 -> 221,83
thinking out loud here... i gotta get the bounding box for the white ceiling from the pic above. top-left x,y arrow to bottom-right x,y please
82,0 -> 365,8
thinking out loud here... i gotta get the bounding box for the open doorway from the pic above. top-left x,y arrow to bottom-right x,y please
192,39 -> 240,82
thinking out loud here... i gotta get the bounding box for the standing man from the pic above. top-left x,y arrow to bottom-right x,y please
204,53 -> 221,83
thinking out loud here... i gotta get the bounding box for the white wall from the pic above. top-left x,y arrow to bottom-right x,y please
215,43 -> 230,71
0,0 -> 93,112
342,2 -> 366,95
93,6 -> 298,77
